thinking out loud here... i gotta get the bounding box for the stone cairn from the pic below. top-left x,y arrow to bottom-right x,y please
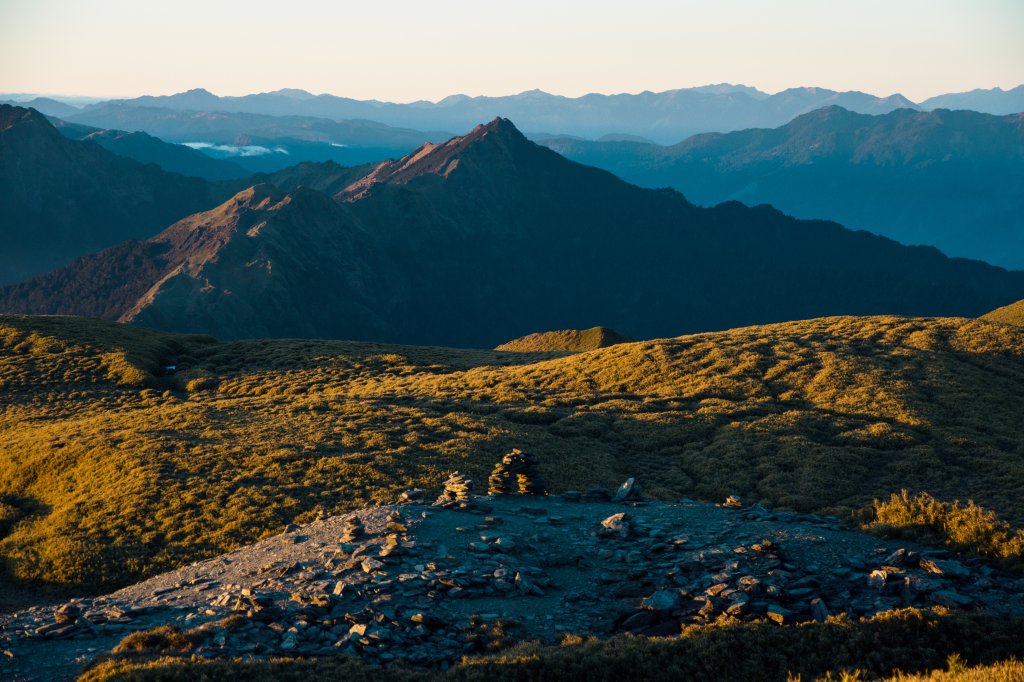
434,471 -> 474,507
487,448 -> 546,495
340,515 -> 364,543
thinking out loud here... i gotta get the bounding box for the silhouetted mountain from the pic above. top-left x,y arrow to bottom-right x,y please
921,86 -> 1024,115
84,85 -> 922,143
0,96 -> 80,118
0,105 -> 234,285
50,118 -> 250,180
540,107 -> 1024,268
3,118 -> 1023,346
62,104 -> 454,172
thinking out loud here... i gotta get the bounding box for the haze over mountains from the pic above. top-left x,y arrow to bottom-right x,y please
540,107 -> 1024,268
3,115 -> 1023,347
6,83 -> 1021,145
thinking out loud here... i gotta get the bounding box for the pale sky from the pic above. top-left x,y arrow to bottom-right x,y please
0,0 -> 1021,103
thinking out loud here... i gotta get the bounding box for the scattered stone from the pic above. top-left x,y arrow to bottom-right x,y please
919,558 -> 971,578
599,512 -> 633,539
641,590 -> 679,613
613,477 -> 643,503
4,494 -> 1021,677
54,604 -> 80,624
931,590 -> 973,608
810,598 -> 830,623
399,489 -> 425,503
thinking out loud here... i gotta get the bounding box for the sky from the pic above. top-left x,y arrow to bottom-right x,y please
0,0 -> 1021,103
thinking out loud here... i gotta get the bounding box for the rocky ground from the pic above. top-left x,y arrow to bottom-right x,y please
3,487 -> 1024,681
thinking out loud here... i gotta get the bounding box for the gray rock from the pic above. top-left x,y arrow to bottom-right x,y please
811,597 -> 830,623
599,512 -> 633,539
641,590 -> 679,613
919,558 -> 971,578
613,478 -> 643,503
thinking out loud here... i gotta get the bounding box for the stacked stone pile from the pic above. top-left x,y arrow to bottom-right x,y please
340,515 -> 364,543
435,472 -> 474,506
487,449 -> 546,495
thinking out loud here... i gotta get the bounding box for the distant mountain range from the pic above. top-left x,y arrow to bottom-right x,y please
920,85 -> 1024,115
7,83 -> 1019,144
3,115 -> 1022,346
539,107 -> 1024,269
0,105 -> 235,285
55,104 -> 453,173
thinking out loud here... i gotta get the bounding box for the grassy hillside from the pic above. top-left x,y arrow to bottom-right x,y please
495,326 -> 633,352
983,299 -> 1024,327
2,313 -> 1024,592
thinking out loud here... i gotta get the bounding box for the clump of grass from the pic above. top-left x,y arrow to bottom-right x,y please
885,657 -> 1024,681
866,490 -> 1024,570
112,625 -> 207,656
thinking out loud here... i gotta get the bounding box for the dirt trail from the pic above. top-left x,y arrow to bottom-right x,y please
3,494 -> 1023,681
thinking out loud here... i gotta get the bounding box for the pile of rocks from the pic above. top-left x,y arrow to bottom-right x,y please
487,449 -> 546,495
340,516 -> 364,543
434,472 -> 474,507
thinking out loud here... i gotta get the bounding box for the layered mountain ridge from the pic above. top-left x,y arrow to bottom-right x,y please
540,106 -> 1024,268
4,116 -> 1024,346
73,83 -> 1024,143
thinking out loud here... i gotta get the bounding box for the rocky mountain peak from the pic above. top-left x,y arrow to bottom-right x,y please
336,117 -> 530,201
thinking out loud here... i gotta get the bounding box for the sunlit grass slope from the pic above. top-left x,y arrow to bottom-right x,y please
983,299 -> 1024,327
494,326 -> 633,352
2,313 -> 1024,590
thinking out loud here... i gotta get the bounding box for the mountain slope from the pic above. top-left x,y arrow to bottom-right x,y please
50,118 -> 250,180
495,326 -> 634,352
0,105 -> 234,285
982,299 -> 1024,326
540,107 -> 1024,268
2,313 -> 1024,592
4,117 -> 1024,346
0,185 -> 387,340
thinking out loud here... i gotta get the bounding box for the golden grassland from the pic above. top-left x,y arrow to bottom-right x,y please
2,313 -> 1024,592
494,326 -> 632,352
76,609 -> 1024,682
983,299 -> 1024,327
